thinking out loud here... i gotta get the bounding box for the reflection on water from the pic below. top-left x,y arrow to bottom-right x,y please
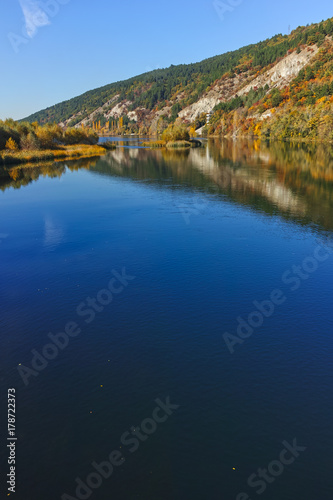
2,137 -> 333,500
2,139 -> 333,232
0,157 -> 96,191
43,215 -> 65,249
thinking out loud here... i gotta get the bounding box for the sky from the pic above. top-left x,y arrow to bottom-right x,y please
0,0 -> 332,120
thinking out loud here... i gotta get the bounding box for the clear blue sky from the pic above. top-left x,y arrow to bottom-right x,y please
0,0 -> 332,120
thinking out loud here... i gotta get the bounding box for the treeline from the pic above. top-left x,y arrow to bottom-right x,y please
252,18 -> 333,67
23,17 -> 333,127
0,119 -> 98,152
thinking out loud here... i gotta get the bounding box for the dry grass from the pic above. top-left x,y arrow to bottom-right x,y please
142,140 -> 196,149
166,140 -> 191,148
141,140 -> 166,148
0,144 -> 107,166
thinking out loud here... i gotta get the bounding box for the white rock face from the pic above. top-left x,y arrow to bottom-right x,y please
105,100 -> 132,119
178,72 -> 250,123
179,97 -> 220,122
178,45 -> 319,123
72,42 -> 322,129
76,95 -> 120,126
127,111 -> 138,122
237,46 -> 319,96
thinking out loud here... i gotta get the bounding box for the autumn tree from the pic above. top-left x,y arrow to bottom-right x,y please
5,137 -> 19,151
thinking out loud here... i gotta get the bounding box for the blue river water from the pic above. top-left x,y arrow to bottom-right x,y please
0,138 -> 333,499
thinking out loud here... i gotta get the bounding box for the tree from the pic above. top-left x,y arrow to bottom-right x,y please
325,19 -> 333,35
20,132 -> 40,151
161,124 -> 190,141
194,113 -> 207,130
35,124 -> 63,149
270,89 -> 283,107
5,137 -> 19,151
171,102 -> 182,121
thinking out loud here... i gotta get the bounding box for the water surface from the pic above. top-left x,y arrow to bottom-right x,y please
1,139 -> 333,500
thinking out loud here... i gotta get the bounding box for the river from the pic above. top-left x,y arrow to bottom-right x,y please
1,138 -> 333,499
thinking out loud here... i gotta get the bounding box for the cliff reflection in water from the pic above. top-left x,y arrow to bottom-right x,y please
92,139 -> 333,233
2,139 -> 333,233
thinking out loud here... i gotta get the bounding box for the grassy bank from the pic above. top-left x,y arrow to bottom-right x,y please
0,144 -> 110,166
142,139 -> 202,149
141,140 -> 166,148
0,119 -> 113,166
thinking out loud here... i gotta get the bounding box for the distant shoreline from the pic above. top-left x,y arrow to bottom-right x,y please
210,134 -> 333,145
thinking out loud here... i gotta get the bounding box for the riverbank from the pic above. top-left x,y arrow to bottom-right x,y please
142,139 -> 202,149
207,133 -> 333,144
0,144 -> 111,166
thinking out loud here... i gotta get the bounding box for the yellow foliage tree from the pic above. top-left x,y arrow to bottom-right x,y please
253,123 -> 262,136
5,137 -> 19,151
189,127 -> 196,137
9,168 -> 20,180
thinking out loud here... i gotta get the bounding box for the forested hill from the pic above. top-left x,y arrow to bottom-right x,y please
23,17 -> 333,141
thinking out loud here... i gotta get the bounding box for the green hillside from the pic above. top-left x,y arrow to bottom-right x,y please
23,17 -> 333,141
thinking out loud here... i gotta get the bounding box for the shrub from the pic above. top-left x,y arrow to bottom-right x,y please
0,125 -> 20,150
36,124 -> 63,149
142,140 -> 166,148
63,127 -> 98,145
5,137 -> 19,151
161,124 -> 190,142
166,140 -> 191,148
20,132 -> 41,151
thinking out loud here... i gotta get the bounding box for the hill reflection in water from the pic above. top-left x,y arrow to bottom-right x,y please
2,139 -> 333,233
